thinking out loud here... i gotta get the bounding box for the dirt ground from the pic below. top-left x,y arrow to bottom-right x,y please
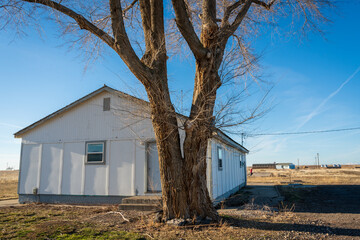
1,168 -> 359,239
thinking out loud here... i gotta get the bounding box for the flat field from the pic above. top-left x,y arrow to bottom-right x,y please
247,167 -> 360,185
0,168 -> 359,239
0,170 -> 18,200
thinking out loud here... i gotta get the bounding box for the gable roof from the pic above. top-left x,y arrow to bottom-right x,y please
14,85 -> 248,153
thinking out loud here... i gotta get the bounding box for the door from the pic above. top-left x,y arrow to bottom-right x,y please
147,142 -> 161,192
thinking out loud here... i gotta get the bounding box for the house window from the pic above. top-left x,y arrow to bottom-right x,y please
236,153 -> 242,168
103,98 -> 110,111
217,147 -> 223,170
86,141 -> 105,163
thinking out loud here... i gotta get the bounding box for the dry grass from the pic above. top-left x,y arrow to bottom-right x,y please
0,170 -> 18,200
1,168 -> 359,239
247,168 -> 360,185
0,203 -> 340,240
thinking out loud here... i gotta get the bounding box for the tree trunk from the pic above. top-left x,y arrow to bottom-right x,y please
145,75 -> 190,220
183,59 -> 221,221
146,66 -> 220,221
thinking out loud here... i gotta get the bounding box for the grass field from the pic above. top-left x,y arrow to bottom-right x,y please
247,168 -> 360,185
0,170 -> 18,200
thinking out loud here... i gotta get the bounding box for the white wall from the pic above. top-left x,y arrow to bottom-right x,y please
19,139 -> 148,196
39,143 -> 62,194
21,92 -> 155,144
210,139 -> 246,200
19,92 -> 155,196
18,90 -> 246,199
19,144 -> 41,194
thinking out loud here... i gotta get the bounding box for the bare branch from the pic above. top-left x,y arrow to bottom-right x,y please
23,0 -> 115,47
227,0 -> 252,37
123,0 -> 138,17
202,0 -> 217,24
171,0 -> 207,60
139,0 -> 151,54
221,0 -> 246,27
109,0 -> 153,85
252,0 -> 276,10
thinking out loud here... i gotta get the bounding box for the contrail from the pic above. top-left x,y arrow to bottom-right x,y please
0,122 -> 22,129
297,65 -> 360,130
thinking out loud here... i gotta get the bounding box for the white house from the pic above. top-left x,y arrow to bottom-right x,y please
276,163 -> 295,170
15,86 -> 248,204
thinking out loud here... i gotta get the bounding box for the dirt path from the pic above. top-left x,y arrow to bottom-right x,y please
246,183 -> 284,207
0,199 -> 19,208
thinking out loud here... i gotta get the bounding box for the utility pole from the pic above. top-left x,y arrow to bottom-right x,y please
241,133 -> 244,145
317,153 -> 320,168
297,158 -> 300,169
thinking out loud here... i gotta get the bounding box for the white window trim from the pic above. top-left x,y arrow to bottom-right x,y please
85,141 -> 106,164
236,153 -> 242,168
217,146 -> 223,171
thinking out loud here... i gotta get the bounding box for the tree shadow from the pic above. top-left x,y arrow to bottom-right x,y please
222,216 -> 360,237
278,185 -> 360,214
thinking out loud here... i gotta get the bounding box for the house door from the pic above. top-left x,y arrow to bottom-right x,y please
147,142 -> 161,192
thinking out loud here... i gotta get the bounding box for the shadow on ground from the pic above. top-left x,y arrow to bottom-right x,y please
278,185 -> 360,214
223,216 -> 360,237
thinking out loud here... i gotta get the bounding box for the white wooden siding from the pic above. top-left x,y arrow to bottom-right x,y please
19,144 -> 41,194
108,140 -> 134,196
18,90 -> 246,199
210,139 -> 246,200
39,144 -> 62,194
20,92 -> 155,143
61,142 -> 83,195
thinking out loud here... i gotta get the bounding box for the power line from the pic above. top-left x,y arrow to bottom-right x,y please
246,127 -> 360,137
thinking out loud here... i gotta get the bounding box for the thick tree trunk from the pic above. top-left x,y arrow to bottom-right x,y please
183,59 -> 221,221
183,125 -> 219,221
146,76 -> 190,220
147,67 -> 220,221
141,0 -> 221,222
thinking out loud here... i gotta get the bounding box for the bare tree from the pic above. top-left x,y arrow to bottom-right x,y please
0,0 -> 331,221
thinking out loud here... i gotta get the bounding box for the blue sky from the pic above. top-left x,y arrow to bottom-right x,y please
0,2 -> 359,170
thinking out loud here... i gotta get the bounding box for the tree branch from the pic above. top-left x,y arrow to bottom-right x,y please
122,0 -> 138,17
171,0 -> 207,60
139,0 -> 151,55
221,0 -> 246,27
109,0 -> 152,85
202,0 -> 217,24
252,0 -> 276,10
228,0 -> 252,35
23,0 -> 115,47
22,0 -> 152,85
220,0 -> 252,40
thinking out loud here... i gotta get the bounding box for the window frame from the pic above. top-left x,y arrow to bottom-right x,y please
103,97 -> 111,111
217,146 -> 223,171
85,141 -> 106,164
235,153 -> 242,168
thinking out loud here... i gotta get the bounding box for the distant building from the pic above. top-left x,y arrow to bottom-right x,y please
252,163 -> 276,169
276,163 -> 295,169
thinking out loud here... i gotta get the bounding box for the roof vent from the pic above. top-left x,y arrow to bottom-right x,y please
103,98 -> 110,111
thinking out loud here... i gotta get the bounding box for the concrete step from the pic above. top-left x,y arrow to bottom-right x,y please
122,196 -> 161,205
118,203 -> 161,211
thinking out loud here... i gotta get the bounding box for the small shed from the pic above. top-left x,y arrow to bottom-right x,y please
276,163 -> 295,169
14,86 -> 248,205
